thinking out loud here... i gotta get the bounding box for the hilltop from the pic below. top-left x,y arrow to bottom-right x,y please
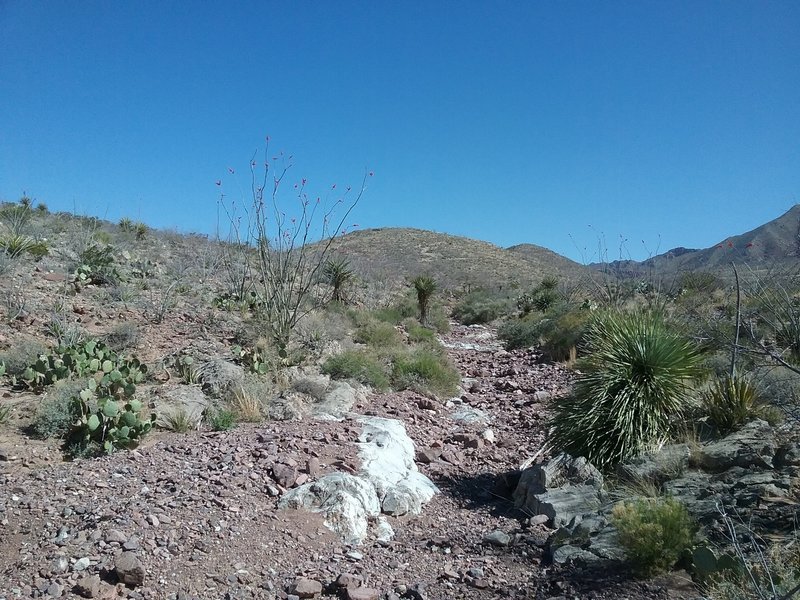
329,227 -> 587,291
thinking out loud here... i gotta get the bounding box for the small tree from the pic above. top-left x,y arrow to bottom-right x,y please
220,140 -> 369,356
412,275 -> 437,326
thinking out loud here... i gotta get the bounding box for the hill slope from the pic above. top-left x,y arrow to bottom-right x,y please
597,204 -> 800,277
330,227 -> 587,290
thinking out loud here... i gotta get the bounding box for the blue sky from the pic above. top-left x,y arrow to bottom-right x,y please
1,1 -> 798,263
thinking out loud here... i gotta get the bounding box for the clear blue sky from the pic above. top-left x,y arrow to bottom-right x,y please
2,1 -> 798,262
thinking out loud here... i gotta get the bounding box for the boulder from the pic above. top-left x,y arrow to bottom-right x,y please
695,420 -> 777,472
115,552 -> 145,586
312,380 -> 366,420
152,384 -> 208,428
278,473 -> 380,544
279,417 -> 437,543
357,416 -> 438,516
198,359 -> 245,399
617,444 -> 690,485
513,454 -> 605,527
267,392 -> 309,421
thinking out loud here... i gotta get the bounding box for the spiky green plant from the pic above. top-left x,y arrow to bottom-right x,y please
703,374 -> 781,434
412,275 -> 437,326
549,310 -> 702,471
322,257 -> 354,303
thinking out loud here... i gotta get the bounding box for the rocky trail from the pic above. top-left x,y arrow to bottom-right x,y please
1,324 -> 696,600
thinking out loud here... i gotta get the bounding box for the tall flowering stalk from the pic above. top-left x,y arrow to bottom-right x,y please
220,139 -> 369,356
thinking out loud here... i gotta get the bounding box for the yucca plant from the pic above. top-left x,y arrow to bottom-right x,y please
549,309 -> 702,471
412,275 -> 437,326
703,374 -> 781,435
322,257 -> 354,303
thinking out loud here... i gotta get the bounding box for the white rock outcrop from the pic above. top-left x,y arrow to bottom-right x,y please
278,416 -> 437,544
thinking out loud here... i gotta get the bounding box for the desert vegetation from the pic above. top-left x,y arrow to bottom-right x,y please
1,192 -> 799,599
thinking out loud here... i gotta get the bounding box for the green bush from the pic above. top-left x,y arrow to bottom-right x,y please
549,310 -> 701,471
535,308 -> 592,361
404,319 -> 437,343
207,407 -> 237,431
373,297 -> 418,325
33,381 -> 86,439
0,340 -> 48,377
322,350 -> 389,390
702,542 -> 800,600
354,318 -> 403,348
391,346 -> 460,398
702,374 -> 782,434
452,292 -> 511,325
498,317 -> 541,350
612,497 -> 696,578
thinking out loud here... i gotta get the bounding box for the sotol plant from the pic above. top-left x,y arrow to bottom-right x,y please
549,309 -> 702,471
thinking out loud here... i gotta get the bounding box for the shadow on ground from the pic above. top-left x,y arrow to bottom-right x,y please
431,468 -> 528,518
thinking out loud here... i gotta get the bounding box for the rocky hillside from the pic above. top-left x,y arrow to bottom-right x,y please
596,204 -> 800,277
328,228 -> 587,292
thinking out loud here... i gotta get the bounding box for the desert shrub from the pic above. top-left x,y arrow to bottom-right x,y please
517,276 -> 564,316
702,374 -> 782,434
677,271 -> 723,295
404,319 -> 437,343
391,346 -> 460,398
354,318 -> 403,348
0,339 -> 48,377
535,307 -> 592,361
230,386 -> 264,422
207,407 -> 237,431
160,408 -> 194,433
612,497 -> 696,578
498,316 -> 541,350
452,292 -> 511,325
322,350 -> 389,390
33,381 -> 86,439
703,541 -> 800,600
103,322 -> 140,353
373,297 -> 418,325
549,310 -> 702,471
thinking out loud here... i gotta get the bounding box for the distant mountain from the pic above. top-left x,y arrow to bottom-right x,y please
596,205 -> 800,277
331,228 -> 587,291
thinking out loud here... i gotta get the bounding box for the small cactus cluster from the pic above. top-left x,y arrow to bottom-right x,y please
70,394 -> 154,455
692,546 -> 744,581
171,353 -> 201,384
212,291 -> 261,312
74,244 -> 121,285
8,339 -> 153,456
231,345 -> 271,375
18,340 -> 147,394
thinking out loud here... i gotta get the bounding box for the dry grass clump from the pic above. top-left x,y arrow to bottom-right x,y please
228,376 -> 273,422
